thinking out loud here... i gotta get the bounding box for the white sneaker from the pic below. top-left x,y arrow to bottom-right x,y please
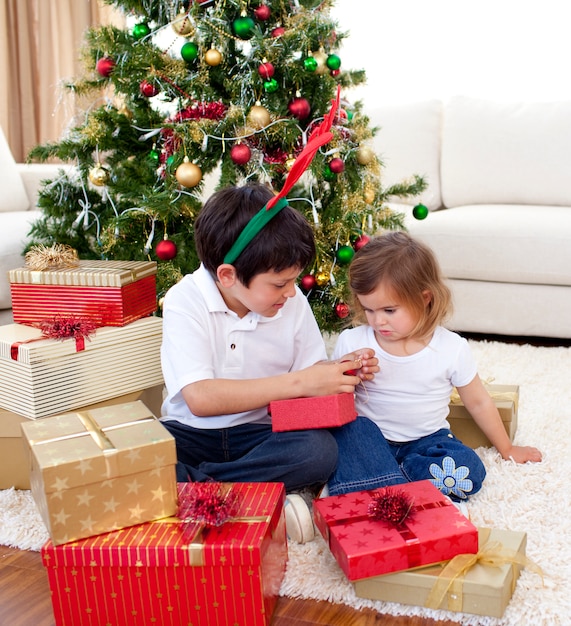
284,493 -> 315,544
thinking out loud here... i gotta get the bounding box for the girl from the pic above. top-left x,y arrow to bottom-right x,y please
331,231 -> 542,500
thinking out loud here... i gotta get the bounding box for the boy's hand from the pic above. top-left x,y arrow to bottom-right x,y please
340,348 -> 378,382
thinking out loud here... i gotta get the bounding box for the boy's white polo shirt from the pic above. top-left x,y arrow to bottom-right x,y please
160,264 -> 327,429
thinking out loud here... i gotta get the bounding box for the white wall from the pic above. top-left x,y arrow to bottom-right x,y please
331,0 -> 571,105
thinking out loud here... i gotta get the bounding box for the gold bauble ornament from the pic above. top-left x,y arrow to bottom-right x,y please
356,146 -> 375,165
175,160 -> 202,188
364,188 -> 375,204
247,103 -> 271,130
285,156 -> 296,171
172,13 -> 194,36
312,49 -> 329,75
315,270 -> 329,287
204,48 -> 223,66
88,163 -> 109,186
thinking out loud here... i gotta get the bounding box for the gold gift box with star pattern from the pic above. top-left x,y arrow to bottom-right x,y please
21,400 -> 177,545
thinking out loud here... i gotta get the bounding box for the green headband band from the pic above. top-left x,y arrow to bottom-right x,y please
223,197 -> 289,264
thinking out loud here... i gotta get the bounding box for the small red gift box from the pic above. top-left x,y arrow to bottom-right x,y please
270,393 -> 357,431
41,482 -> 287,626
9,260 -> 157,326
313,480 -> 478,581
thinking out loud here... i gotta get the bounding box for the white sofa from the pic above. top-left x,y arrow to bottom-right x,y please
0,127 -> 62,325
370,96 -> 571,339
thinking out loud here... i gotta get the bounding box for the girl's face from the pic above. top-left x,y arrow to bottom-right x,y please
356,281 -> 423,351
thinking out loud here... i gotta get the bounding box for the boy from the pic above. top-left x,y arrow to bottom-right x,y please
160,183 -> 394,542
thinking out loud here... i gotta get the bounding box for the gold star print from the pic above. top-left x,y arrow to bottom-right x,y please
53,509 -> 72,526
80,516 -> 95,532
89,560 -> 97,567
126,478 -> 142,494
129,504 -> 145,519
75,459 -> 93,475
64,587 -> 71,593
151,486 -> 167,501
101,479 -> 115,488
76,490 -> 96,506
50,477 -> 69,492
103,497 -> 119,512
125,448 -> 142,463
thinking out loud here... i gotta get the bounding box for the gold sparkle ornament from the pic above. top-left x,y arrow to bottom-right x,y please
172,13 -> 194,36
88,163 -> 109,186
175,158 -> 203,188
315,270 -> 329,287
247,103 -> 271,130
312,49 -> 329,75
204,48 -> 223,66
356,146 -> 375,165
364,188 -> 375,204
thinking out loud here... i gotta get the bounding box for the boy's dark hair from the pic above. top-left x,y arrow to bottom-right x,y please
194,184 -> 316,285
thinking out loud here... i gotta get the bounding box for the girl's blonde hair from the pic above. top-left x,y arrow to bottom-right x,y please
348,231 -> 452,340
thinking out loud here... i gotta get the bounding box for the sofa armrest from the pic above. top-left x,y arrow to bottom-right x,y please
16,163 -> 70,208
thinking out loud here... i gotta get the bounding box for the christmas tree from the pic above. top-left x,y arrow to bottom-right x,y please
27,0 -> 425,333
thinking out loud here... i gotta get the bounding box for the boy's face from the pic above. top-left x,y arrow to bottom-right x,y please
220,266 -> 301,318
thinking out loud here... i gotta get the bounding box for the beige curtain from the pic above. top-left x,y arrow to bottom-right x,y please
0,0 -> 123,162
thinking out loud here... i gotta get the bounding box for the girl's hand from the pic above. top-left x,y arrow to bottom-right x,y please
502,444 -> 543,464
339,348 -> 379,382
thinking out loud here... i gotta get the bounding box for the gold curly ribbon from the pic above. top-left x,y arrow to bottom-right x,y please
450,379 -> 518,411
24,244 -> 79,271
425,531 -> 544,612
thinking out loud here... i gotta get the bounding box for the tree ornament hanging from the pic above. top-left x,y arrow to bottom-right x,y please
326,54 -> 341,71
271,26 -> 285,37
254,4 -> 271,20
230,143 -> 251,165
315,270 -> 329,287
232,14 -> 256,39
155,236 -> 178,261
140,80 -> 159,97
258,61 -> 275,79
354,234 -> 371,250
132,22 -> 151,40
312,49 -> 329,75
263,78 -> 278,93
363,187 -> 375,204
288,96 -> 311,120
335,302 -> 350,319
247,103 -> 271,129
323,165 -> 336,182
413,203 -> 429,220
96,57 -> 115,77
172,12 -> 194,36
356,145 -> 375,165
300,274 -> 317,291
175,158 -> 202,188
204,48 -> 223,66
328,157 -> 345,174
336,245 -> 355,264
181,41 -> 199,63
88,163 -> 109,186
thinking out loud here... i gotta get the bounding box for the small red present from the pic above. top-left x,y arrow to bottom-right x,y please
270,393 -> 357,431
313,480 -> 478,581
9,259 -> 157,326
41,482 -> 287,626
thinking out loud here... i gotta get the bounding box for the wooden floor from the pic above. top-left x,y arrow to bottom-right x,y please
0,544 -> 456,626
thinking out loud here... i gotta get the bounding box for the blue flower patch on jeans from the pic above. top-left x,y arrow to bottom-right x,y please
429,456 -> 473,500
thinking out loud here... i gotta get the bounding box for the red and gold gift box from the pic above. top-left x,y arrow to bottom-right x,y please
354,527 -> 537,618
21,400 -> 177,545
41,482 -> 288,626
0,317 -> 164,418
313,480 -> 479,581
448,384 -> 518,449
9,259 -> 157,326
270,393 -> 357,432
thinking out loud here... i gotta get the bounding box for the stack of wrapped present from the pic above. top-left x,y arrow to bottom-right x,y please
314,479 -> 541,619
1,247 -> 164,489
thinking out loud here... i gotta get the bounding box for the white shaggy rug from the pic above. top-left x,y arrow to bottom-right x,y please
1,339 -> 570,624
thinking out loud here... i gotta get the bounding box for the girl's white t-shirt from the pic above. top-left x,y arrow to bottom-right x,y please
332,325 -> 477,442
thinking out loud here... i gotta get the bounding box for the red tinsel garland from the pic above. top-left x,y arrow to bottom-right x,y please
368,487 -> 415,527
37,315 -> 98,343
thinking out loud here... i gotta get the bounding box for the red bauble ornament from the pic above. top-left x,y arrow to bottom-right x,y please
354,234 -> 371,250
329,157 -> 345,174
271,26 -> 285,37
288,97 -> 311,120
300,274 -> 317,291
254,4 -> 271,20
230,143 -> 251,165
155,239 -> 177,260
335,303 -> 350,319
96,57 -> 115,77
140,80 -> 159,97
258,61 -> 275,79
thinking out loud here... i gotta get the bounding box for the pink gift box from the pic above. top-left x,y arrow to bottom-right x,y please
313,480 -> 479,581
269,393 -> 356,432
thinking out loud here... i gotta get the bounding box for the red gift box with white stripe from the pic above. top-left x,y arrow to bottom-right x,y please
9,260 -> 157,326
313,480 -> 478,581
41,482 -> 287,626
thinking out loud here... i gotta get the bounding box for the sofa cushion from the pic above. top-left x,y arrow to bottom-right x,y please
0,210 -> 41,309
0,126 -> 30,212
441,96 -> 571,208
404,204 -> 571,286
367,100 -> 442,211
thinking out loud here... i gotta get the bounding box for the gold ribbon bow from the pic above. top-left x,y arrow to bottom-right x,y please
450,378 -> 518,411
425,535 -> 544,612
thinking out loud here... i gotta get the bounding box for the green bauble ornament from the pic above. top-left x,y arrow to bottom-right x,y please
336,245 -> 355,264
303,57 -> 318,72
133,22 -> 151,40
232,15 -> 256,39
263,78 -> 278,93
148,149 -> 160,165
413,203 -> 429,220
181,42 -> 199,63
323,165 -> 336,182
326,54 -> 341,70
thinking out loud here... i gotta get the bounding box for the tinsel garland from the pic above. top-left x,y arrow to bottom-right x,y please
37,315 -> 98,343
24,243 -> 79,271
368,487 -> 415,527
